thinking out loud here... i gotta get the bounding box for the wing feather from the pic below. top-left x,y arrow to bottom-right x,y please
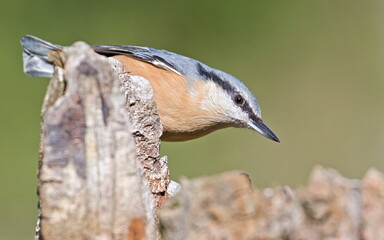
92,45 -> 182,75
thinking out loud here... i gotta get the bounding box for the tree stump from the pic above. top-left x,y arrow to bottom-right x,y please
36,42 -> 168,240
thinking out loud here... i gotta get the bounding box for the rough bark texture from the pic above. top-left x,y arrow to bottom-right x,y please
116,61 -> 169,211
159,167 -> 384,240
36,42 -> 167,240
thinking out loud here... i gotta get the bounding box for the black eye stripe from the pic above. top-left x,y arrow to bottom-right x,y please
240,100 -> 260,122
196,63 -> 234,94
196,63 -> 258,120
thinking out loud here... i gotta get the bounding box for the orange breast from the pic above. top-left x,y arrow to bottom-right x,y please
113,55 -> 227,141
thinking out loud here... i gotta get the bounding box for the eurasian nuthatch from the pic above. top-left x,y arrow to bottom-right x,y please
21,35 -> 279,142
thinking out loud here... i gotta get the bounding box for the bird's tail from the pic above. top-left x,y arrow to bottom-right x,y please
21,35 -> 63,77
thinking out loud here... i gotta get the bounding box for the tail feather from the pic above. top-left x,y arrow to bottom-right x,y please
21,35 -> 63,77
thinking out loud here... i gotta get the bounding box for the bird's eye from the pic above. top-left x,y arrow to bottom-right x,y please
233,94 -> 244,105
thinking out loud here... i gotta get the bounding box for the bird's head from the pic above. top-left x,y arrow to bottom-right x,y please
196,63 -> 279,142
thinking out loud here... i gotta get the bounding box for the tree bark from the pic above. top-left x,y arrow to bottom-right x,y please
36,42 -> 167,240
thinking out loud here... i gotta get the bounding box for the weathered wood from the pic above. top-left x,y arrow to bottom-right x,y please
116,60 -> 170,211
159,166 -> 384,240
36,42 -> 167,240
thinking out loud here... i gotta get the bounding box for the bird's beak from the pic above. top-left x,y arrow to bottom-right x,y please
248,119 -> 280,142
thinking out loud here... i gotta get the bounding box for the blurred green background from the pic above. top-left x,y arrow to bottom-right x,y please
1,0 -> 384,239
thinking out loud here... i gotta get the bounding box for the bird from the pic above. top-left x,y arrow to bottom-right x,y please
21,35 -> 279,142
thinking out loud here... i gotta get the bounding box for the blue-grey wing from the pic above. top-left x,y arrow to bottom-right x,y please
91,45 -> 192,76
